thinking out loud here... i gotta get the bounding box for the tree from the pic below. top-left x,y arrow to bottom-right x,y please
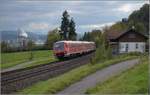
109,21 -> 128,32
134,22 -> 146,35
68,18 -> 77,40
45,28 -> 60,49
91,33 -> 112,64
1,41 -> 9,52
60,10 -> 70,40
27,40 -> 35,60
60,10 -> 77,40
27,40 -> 35,50
81,32 -> 91,41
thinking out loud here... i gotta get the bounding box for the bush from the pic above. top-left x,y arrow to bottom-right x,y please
127,52 -> 142,56
91,33 -> 112,64
119,52 -> 143,57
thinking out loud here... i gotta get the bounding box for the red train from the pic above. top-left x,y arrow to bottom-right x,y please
53,41 -> 96,58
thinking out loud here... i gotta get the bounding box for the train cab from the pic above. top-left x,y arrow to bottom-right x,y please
53,41 -> 67,57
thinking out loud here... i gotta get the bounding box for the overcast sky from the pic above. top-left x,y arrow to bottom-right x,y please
0,0 -> 148,34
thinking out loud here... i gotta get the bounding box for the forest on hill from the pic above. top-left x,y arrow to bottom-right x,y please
108,3 -> 149,36
81,3 -> 149,42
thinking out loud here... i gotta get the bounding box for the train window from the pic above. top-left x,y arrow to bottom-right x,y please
54,42 -> 64,51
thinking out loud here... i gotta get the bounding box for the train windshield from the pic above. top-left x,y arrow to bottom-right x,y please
53,42 -> 64,51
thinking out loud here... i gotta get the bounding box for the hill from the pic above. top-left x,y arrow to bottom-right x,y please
128,4 -> 149,35
109,3 -> 149,36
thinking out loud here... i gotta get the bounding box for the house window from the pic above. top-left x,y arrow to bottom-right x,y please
125,44 -> 128,52
129,33 -> 135,38
136,43 -> 138,49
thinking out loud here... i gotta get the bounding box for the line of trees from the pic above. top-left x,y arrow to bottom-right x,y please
80,29 -> 102,47
1,40 -> 35,53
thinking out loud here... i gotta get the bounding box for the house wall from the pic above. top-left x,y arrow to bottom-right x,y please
110,43 -> 118,54
119,42 -> 145,53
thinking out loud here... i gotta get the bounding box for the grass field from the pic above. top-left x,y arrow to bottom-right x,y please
1,50 -> 56,69
18,54 -> 138,94
25,57 -> 57,68
86,55 -> 148,94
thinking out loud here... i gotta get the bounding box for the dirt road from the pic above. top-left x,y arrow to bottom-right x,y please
58,59 -> 139,94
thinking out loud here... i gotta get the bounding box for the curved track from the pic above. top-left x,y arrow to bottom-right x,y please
1,52 -> 94,94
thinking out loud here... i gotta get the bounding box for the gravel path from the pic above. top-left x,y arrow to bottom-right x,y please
57,59 -> 139,94
1,57 -> 50,72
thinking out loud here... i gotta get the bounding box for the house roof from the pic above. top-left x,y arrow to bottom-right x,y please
105,30 -> 123,40
117,28 -> 148,40
106,28 -> 148,41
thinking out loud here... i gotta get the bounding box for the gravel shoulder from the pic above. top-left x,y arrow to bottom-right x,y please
57,59 -> 139,94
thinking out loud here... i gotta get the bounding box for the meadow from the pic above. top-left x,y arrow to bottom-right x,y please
1,50 -> 56,69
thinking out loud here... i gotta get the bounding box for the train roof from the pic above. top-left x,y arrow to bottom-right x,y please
55,40 -> 95,44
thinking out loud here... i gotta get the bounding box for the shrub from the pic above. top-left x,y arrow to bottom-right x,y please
127,52 -> 142,56
91,33 -> 112,64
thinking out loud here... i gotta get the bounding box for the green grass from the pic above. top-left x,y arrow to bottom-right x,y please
25,57 -> 57,68
86,55 -> 148,94
1,50 -> 55,69
18,54 -> 138,94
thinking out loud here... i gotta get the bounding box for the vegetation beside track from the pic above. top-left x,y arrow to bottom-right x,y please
24,57 -> 57,68
86,55 -> 148,94
19,54 -> 138,94
1,50 -> 55,69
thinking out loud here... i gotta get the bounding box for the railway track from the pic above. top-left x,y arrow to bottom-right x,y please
1,52 -> 94,94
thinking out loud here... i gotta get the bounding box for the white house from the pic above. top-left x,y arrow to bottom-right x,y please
106,28 -> 148,54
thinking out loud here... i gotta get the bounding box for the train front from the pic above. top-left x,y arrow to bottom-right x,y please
53,41 -> 66,58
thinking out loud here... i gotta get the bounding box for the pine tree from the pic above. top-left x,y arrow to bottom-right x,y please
68,18 -> 77,40
60,10 -> 70,40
